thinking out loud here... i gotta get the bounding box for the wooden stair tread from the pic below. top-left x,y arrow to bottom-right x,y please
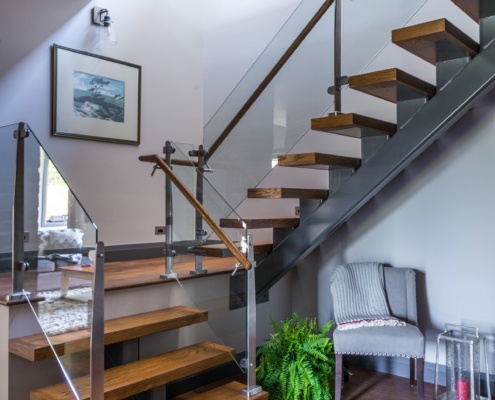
30,342 -> 236,400
451,0 -> 479,22
349,68 -> 436,103
174,381 -> 269,399
10,306 -> 207,362
139,154 -> 198,168
311,113 -> 397,138
248,187 -> 329,199
278,152 -> 361,170
220,217 -> 299,229
392,18 -> 479,65
191,240 -> 273,257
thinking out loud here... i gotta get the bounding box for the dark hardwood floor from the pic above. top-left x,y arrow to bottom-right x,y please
0,255 -> 238,300
341,366 -> 435,399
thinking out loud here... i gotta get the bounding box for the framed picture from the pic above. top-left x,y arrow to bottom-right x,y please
52,44 -> 141,145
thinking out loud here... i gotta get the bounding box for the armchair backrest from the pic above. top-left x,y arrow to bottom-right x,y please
383,267 -> 418,326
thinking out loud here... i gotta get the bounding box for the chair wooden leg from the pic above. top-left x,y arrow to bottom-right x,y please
410,357 -> 415,387
343,355 -> 349,382
335,353 -> 343,400
416,358 -> 425,400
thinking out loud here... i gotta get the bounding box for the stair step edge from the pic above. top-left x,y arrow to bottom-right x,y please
173,381 -> 269,400
30,342 -> 236,400
349,68 -> 436,103
190,241 -> 273,257
278,152 -> 361,170
10,306 -> 208,362
311,113 -> 396,138
247,187 -> 329,199
392,18 -> 479,65
220,217 -> 299,229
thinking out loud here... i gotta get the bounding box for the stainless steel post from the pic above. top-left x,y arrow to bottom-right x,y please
7,122 -> 30,301
191,145 -> 208,275
242,233 -> 262,397
90,241 -> 105,400
334,0 -> 343,113
162,141 -> 177,279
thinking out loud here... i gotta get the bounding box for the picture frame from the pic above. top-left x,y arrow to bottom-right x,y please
52,44 -> 141,145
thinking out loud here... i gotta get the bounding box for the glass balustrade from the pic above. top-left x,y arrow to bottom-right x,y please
1,122 -> 101,399
144,141 -> 253,388
204,0 -> 428,213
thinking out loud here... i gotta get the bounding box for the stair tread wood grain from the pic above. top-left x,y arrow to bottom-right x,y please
139,154 -> 199,168
349,68 -> 436,103
248,187 -> 329,199
451,0 -> 479,21
190,240 -> 273,257
10,306 -> 207,362
278,152 -> 361,170
220,217 -> 299,229
30,342 -> 236,400
392,18 -> 479,64
311,113 -> 396,138
174,381 -> 269,399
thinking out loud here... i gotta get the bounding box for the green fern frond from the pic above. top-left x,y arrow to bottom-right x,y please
257,312 -> 335,399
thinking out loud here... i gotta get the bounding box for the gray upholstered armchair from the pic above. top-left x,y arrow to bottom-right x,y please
330,263 -> 425,400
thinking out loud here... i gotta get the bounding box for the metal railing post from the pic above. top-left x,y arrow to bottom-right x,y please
242,233 -> 262,397
90,241 -> 105,400
328,0 -> 347,114
190,145 -> 208,275
7,122 -> 30,301
162,141 -> 177,279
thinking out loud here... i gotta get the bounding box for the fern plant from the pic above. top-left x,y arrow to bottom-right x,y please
257,313 -> 335,400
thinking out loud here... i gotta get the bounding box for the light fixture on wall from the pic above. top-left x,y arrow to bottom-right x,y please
93,7 -> 117,45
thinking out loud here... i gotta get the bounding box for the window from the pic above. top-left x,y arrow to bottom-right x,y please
39,155 -> 69,229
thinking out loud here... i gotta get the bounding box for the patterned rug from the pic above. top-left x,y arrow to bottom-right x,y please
36,287 -> 93,336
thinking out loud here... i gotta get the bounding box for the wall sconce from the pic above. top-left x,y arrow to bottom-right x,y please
93,6 -> 117,45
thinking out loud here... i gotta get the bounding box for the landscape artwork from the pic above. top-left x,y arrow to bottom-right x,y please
73,71 -> 125,123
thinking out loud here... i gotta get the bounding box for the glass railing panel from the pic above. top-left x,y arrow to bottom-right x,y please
170,141 -> 247,245
2,122 -> 100,399
0,123 -> 17,279
342,0 -> 428,78
206,7 -> 335,211
204,0 -> 321,149
148,142 -> 250,381
175,265 -> 248,380
203,0 -> 429,212
171,142 -> 196,244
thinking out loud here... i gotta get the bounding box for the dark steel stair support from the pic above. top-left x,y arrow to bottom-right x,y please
256,39 -> 495,296
480,0 -> 495,49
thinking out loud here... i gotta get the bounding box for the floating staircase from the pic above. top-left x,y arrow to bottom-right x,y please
131,0 -> 495,397
10,305 -> 258,399
251,0 -> 495,295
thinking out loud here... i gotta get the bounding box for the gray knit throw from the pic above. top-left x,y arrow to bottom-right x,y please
330,262 -> 405,330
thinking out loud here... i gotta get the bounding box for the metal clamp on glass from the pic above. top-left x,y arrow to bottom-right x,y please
327,75 -> 349,95
161,248 -> 178,279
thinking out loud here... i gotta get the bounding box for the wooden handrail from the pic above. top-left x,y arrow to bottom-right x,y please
207,0 -> 335,159
141,154 -> 252,270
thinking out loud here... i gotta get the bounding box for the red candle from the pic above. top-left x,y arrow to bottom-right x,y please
456,378 -> 469,400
